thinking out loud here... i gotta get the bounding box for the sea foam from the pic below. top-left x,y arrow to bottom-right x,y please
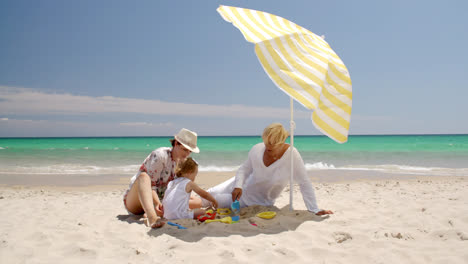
304,162 -> 468,176
1,163 -> 467,177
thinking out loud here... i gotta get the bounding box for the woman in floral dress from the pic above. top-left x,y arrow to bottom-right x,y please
123,128 -> 200,228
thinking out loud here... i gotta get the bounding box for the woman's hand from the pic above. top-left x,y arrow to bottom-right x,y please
315,210 -> 333,216
231,188 -> 243,202
155,203 -> 164,217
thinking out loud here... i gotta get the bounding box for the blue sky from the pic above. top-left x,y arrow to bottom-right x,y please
1,0 -> 467,137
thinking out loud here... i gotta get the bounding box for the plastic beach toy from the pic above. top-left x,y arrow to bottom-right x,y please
217,208 -> 231,215
205,216 -> 240,224
197,211 -> 217,222
256,211 -> 277,219
230,200 -> 240,222
205,216 -> 235,224
231,200 -> 240,215
167,221 -> 187,229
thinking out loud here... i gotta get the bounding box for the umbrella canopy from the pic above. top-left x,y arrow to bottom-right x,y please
217,5 -> 352,143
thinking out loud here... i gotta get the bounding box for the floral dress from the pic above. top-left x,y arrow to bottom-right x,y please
123,147 -> 176,211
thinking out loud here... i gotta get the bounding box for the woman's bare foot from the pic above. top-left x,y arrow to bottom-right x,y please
316,210 -> 333,216
145,215 -> 165,228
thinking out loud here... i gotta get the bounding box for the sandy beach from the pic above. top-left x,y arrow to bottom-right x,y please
0,173 -> 467,263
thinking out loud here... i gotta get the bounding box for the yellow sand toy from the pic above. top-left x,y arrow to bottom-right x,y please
256,211 -> 277,219
205,216 -> 234,224
207,202 -> 242,224
216,208 -> 231,215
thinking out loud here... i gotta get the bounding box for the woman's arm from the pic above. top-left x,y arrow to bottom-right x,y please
151,189 -> 164,216
140,149 -> 168,215
233,147 -> 255,189
291,148 -> 321,214
231,147 -> 255,201
141,149 -> 166,176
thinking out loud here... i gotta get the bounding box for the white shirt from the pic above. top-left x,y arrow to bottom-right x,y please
234,143 -> 320,213
162,177 -> 194,220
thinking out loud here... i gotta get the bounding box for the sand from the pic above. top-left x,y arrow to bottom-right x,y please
0,173 -> 467,263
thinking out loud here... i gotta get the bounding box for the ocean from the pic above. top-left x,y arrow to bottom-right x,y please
1,135 -> 467,181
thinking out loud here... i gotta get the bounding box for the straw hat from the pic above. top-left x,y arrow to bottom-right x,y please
174,128 -> 199,153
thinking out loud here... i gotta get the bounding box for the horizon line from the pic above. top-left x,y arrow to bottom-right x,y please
1,133 -> 467,139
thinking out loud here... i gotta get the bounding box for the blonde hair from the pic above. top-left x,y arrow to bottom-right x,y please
262,123 -> 289,146
175,157 -> 198,177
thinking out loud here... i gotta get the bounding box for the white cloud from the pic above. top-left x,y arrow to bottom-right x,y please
119,122 -> 173,127
0,118 -> 178,137
0,86 -> 309,119
1,86 -> 406,136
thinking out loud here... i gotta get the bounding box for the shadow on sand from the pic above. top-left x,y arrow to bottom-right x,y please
117,204 -> 329,242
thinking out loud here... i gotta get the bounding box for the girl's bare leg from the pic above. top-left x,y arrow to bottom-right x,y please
125,173 -> 164,228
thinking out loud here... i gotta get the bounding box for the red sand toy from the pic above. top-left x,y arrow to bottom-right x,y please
197,210 -> 217,222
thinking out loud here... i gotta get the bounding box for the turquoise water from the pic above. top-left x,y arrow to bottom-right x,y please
0,135 -> 467,177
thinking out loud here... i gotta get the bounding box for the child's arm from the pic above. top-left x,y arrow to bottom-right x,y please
186,182 -> 218,209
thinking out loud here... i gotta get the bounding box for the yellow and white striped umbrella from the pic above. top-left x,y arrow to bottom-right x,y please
217,5 -> 352,143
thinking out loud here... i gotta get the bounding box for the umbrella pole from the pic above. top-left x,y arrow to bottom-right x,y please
289,97 -> 294,211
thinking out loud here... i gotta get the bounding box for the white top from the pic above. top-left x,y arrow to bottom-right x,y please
162,177 -> 194,220
234,143 -> 320,213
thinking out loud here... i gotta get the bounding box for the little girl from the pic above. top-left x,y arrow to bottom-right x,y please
162,157 -> 218,220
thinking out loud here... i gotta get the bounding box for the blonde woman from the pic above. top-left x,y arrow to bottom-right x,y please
205,123 -> 333,216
